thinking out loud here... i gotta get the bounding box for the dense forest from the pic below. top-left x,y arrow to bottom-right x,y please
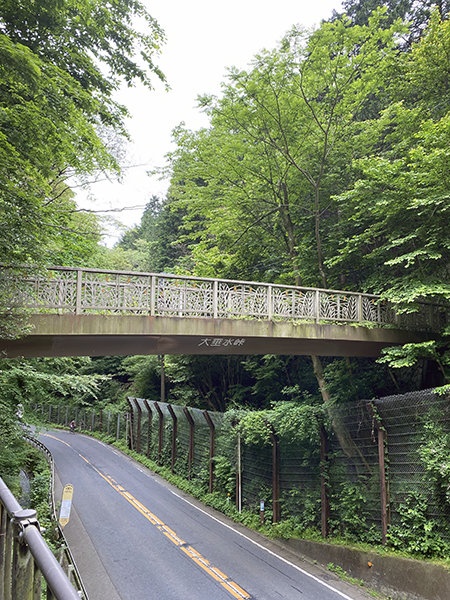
0,0 -> 449,500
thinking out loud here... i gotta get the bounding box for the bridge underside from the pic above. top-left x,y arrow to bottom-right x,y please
0,315 -> 428,358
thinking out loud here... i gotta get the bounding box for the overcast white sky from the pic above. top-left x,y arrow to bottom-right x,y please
77,0 -> 342,243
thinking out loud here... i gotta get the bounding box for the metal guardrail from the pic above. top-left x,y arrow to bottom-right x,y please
24,433 -> 87,599
0,475 -> 81,600
2,265 -> 446,331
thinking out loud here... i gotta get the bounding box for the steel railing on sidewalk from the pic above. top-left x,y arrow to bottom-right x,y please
0,474 -> 82,600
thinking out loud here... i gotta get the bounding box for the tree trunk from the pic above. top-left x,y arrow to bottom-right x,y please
313,185 -> 327,289
310,354 -> 371,474
280,184 -> 302,286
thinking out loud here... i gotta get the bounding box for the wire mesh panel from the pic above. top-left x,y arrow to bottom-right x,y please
374,389 -> 450,544
327,401 -> 382,540
279,439 -> 321,527
241,444 -> 273,512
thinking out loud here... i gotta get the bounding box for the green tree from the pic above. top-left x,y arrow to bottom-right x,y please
168,10 -> 405,288
0,0 -> 165,267
118,195 -> 191,273
333,0 -> 449,45
330,14 -> 450,377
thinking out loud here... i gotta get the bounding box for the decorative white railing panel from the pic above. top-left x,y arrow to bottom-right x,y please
2,266 -> 445,332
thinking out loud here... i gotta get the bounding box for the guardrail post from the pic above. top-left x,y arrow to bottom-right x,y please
183,407 -> 195,480
167,405 -> 177,473
75,269 -> 83,315
154,402 -> 164,465
12,514 -> 35,600
203,411 -> 215,493
144,400 -> 153,459
0,503 -> 12,600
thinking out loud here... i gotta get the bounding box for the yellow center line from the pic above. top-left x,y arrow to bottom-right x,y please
43,434 -> 251,600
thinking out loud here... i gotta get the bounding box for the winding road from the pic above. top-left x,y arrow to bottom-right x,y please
39,429 -> 372,600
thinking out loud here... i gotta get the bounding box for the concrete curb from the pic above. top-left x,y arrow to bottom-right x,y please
274,538 -> 450,600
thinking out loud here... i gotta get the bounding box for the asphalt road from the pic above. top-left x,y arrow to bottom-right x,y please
40,429 -> 372,600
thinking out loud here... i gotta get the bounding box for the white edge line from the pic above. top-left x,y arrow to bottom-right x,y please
167,489 -> 356,600
93,438 -> 356,599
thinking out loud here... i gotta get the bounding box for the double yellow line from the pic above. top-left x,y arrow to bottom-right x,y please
44,434 -> 251,600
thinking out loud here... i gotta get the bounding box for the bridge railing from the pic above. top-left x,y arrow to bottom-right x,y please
0,476 -> 82,600
3,266 -> 445,331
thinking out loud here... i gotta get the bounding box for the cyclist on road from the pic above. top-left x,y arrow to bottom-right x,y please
69,420 -> 76,433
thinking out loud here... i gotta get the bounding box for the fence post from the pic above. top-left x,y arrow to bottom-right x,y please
144,400 -> 153,459
183,407 -> 195,480
268,423 -> 280,524
160,355 -> 166,403
203,411 -> 215,493
116,413 -> 121,441
320,426 -> 330,538
99,409 -> 103,433
368,402 -> 389,544
127,398 -> 134,450
132,399 -> 142,455
167,405 -> 177,473
154,402 -> 164,465
236,433 -> 242,513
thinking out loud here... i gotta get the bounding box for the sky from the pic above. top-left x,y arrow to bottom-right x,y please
77,0 -> 342,244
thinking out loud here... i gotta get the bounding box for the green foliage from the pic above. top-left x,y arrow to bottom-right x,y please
387,492 -> 450,557
418,420 -> 450,505
212,455 -> 236,496
272,402 -> 324,446
118,196 -> 191,273
329,480 -> 380,543
0,0 -> 165,339
166,10 -> 406,287
236,411 -> 273,446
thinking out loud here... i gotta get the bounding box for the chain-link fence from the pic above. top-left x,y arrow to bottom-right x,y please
38,388 -> 450,556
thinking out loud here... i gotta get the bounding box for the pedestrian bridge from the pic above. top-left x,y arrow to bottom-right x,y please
0,266 -> 443,358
